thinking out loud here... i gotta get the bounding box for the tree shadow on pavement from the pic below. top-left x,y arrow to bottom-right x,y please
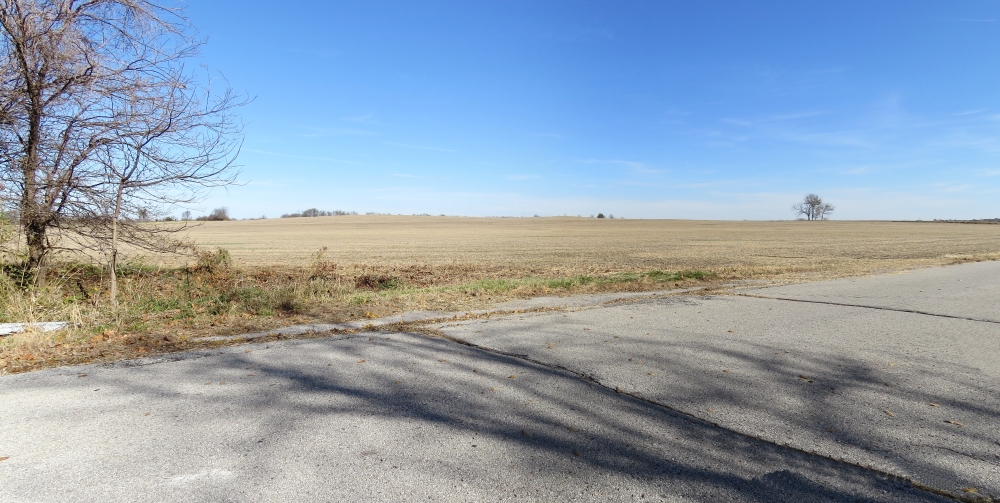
455,295 -> 1000,501
2,332 -> 957,502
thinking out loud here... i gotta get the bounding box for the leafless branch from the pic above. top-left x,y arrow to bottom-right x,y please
0,0 -> 246,291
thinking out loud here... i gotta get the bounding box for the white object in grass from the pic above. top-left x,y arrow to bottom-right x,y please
0,322 -> 69,336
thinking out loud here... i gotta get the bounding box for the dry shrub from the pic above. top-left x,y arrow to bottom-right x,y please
354,274 -> 402,290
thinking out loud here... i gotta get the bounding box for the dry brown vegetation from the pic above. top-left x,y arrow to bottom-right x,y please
2,216 -> 999,374
173,216 -> 999,278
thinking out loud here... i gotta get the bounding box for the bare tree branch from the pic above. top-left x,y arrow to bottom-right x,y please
0,0 -> 246,290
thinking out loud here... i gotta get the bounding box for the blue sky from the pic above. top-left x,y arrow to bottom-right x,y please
186,1 -> 1000,220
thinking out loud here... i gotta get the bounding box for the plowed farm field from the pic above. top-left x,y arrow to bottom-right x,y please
172,216 -> 1000,280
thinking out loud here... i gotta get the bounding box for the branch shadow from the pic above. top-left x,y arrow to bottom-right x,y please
3,331 -> 954,502
452,295 -> 1000,500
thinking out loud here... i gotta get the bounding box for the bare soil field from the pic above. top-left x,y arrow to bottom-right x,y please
3,216 -> 998,374
175,216 -> 1000,279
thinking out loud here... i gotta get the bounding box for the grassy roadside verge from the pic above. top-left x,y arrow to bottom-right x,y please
0,254 -> 719,374
2,249 -> 998,375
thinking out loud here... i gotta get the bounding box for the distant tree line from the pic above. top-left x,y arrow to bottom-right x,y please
196,207 -> 232,221
281,209 -> 357,218
931,218 -> 1000,224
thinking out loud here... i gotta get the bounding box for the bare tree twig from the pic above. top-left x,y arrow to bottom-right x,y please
0,0 -> 246,293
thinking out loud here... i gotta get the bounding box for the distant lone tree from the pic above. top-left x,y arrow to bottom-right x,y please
793,194 -> 835,221
596,213 -> 606,219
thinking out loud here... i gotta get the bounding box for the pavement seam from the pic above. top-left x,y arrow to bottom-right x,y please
911,444 -> 1000,466
735,293 -> 1000,325
416,327 -> 992,503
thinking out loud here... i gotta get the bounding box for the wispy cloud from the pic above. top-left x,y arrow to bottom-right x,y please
774,131 -> 876,148
842,166 -> 873,175
929,136 -> 999,149
383,141 -> 457,152
245,179 -> 292,187
721,118 -> 754,127
300,127 -> 378,138
955,108 -> 987,116
930,182 -> 976,193
583,159 -> 643,167
392,173 -> 427,179
582,159 -> 665,174
618,180 -> 666,188
246,149 -> 363,165
508,174 -> 540,180
722,111 -> 828,127
979,169 -> 1000,177
343,113 -> 377,124
767,111 -> 829,121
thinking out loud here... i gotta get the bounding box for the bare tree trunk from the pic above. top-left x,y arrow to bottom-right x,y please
21,88 -> 45,285
109,183 -> 125,309
23,216 -> 47,286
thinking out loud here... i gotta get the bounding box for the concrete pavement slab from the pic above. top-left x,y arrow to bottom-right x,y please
739,260 -> 1000,322
4,262 -> 998,501
1,333 -> 944,502
440,267 -> 1000,500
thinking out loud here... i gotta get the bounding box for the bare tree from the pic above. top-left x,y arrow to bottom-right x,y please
0,0 -> 244,289
816,202 -> 834,220
86,82 -> 241,306
793,194 -> 835,221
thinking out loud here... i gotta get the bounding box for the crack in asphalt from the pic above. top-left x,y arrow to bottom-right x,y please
734,294 -> 1000,325
419,327 -> 991,503
914,444 -> 1000,467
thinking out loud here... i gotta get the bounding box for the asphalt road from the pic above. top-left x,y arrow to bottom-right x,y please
2,262 -> 998,502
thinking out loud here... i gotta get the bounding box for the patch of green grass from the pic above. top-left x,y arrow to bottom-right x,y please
463,278 -> 519,293
544,275 -> 596,289
643,270 -> 714,282
376,277 -> 404,290
141,297 -> 186,313
207,286 -> 302,316
438,269 -> 715,296
350,292 -> 376,305
540,270 -> 710,290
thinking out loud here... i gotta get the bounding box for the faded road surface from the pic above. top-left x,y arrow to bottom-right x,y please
2,261 -> 998,502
